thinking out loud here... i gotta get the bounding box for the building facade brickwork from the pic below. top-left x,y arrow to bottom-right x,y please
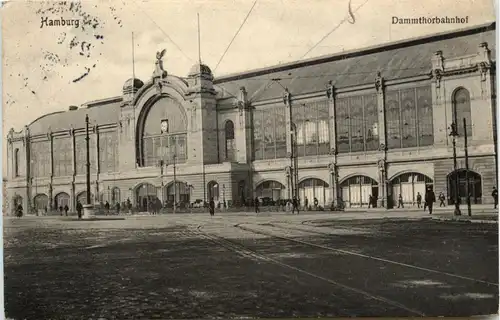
5,23 -> 497,213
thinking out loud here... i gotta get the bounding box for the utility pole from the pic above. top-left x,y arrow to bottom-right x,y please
464,118 -> 472,216
85,114 -> 91,205
449,122 -> 461,216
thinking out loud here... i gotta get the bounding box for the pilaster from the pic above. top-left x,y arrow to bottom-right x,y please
235,86 -> 252,164
375,71 -> 388,208
431,50 -> 448,146
283,88 -> 293,198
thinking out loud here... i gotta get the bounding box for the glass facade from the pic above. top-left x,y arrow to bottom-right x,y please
253,105 -> 287,160
99,131 -> 119,173
53,137 -> 72,177
335,94 -> 378,153
292,101 -> 330,157
30,141 -> 51,177
385,85 -> 434,149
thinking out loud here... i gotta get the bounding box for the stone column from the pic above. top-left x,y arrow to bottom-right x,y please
375,71 -> 388,208
431,50 -> 448,146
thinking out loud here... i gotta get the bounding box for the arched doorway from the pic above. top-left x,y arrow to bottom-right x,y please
136,183 -> 158,211
111,187 -> 121,205
340,175 -> 378,208
207,181 -> 219,202
163,181 -> 190,205
391,172 -> 433,206
54,192 -> 70,210
76,192 -> 94,206
33,194 -> 49,211
255,181 -> 285,204
238,180 -> 246,205
298,178 -> 329,207
447,170 -> 482,204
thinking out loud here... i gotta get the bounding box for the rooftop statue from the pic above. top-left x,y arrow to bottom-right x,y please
153,49 -> 168,79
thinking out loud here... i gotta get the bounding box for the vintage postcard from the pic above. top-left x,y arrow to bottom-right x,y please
1,0 -> 498,318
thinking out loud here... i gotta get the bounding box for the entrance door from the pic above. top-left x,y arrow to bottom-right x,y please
447,170 -> 482,204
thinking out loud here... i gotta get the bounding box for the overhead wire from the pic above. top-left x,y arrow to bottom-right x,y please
214,0 -> 258,72
301,0 -> 370,59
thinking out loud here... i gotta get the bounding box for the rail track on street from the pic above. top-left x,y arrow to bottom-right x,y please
189,224 -> 426,317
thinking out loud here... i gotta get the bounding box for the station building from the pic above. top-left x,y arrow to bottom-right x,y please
5,23 -> 497,213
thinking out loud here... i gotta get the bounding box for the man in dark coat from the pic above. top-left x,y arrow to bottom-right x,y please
425,187 -> 436,215
292,197 -> 299,214
76,201 -> 83,219
116,202 -> 121,215
254,197 -> 260,213
64,205 -> 69,216
209,197 -> 215,216
16,204 -> 23,218
492,187 -> 498,209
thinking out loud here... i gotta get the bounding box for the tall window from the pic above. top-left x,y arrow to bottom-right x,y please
141,98 -> 188,167
224,120 -> 236,161
252,106 -> 287,160
30,141 -> 51,177
292,100 -> 330,157
335,94 -> 379,153
99,131 -> 119,173
14,148 -> 19,177
385,85 -> 434,149
452,88 -> 472,137
75,135 -> 96,175
53,137 -> 72,176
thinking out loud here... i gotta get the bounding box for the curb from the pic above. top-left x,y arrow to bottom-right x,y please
430,217 -> 498,224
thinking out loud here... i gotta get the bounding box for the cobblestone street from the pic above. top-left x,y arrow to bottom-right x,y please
4,212 -> 498,319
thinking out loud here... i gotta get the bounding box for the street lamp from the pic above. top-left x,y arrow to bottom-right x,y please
449,122 -> 461,216
290,122 -> 299,200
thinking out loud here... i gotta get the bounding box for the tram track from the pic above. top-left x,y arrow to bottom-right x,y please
190,224 -> 426,317
235,222 -> 498,287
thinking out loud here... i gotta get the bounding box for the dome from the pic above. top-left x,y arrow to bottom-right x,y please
123,78 -> 144,91
188,63 -> 213,77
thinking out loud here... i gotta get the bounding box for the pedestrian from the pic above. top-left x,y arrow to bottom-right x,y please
254,197 -> 260,213
64,204 -> 69,216
292,197 -> 300,214
438,192 -> 446,207
127,198 -> 132,214
209,197 -> 215,216
425,187 -> 436,214
59,205 -> 64,216
16,203 -> 23,218
368,195 -> 373,208
304,197 -> 309,211
76,201 -> 83,219
397,194 -> 404,208
313,197 -> 319,209
105,201 -> 110,215
116,202 -> 121,215
416,192 -> 422,208
492,187 -> 498,209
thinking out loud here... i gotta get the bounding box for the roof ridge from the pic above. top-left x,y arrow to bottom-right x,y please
213,22 -> 495,84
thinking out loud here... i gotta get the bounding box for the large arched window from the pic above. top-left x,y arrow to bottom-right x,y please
33,194 -> 49,211
452,88 -> 472,137
225,120 -> 236,162
163,181 -> 190,204
111,187 -> 121,205
55,192 -> 70,209
135,183 -> 157,211
298,178 -> 329,207
14,148 -> 19,177
76,191 -> 94,206
391,172 -> 433,205
448,169 -> 482,204
340,175 -> 378,208
207,181 -> 219,202
139,97 -> 188,167
255,181 -> 285,201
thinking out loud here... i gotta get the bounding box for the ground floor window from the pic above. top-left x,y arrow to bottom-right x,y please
55,192 -> 70,209
298,178 -> 329,207
164,181 -> 190,205
136,183 -> 158,211
340,175 -> 378,208
207,181 -> 220,202
33,194 -> 49,211
447,169 -> 482,205
255,181 -> 286,203
391,172 -> 433,206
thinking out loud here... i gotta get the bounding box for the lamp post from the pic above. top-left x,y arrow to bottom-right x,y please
290,122 -> 299,200
222,184 -> 226,209
463,118 -> 472,216
173,153 -> 177,215
187,184 -> 193,213
449,122 -> 461,216
83,114 -> 94,218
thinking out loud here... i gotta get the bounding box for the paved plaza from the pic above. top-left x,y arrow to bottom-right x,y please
4,211 -> 498,319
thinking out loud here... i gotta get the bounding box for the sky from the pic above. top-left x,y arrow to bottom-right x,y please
1,0 -> 496,177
